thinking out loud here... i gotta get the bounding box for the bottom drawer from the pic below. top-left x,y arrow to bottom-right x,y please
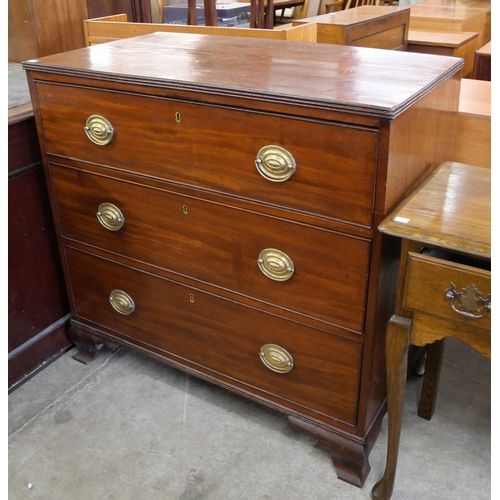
66,247 -> 362,427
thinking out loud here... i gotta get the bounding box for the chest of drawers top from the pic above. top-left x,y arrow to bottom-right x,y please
23,31 -> 462,119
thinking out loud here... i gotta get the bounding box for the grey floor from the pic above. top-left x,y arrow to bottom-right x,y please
9,63 -> 32,109
8,337 -> 490,500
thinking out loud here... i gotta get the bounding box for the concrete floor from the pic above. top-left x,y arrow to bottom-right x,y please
8,337 -> 490,500
9,63 -> 32,109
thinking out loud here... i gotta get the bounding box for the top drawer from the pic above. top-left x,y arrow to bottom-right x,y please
405,252 -> 491,331
35,82 -> 378,227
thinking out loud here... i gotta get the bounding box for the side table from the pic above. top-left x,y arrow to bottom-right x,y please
371,161 -> 491,499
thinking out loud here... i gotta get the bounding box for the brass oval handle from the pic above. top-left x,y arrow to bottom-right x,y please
85,115 -> 114,146
109,289 -> 135,316
96,203 -> 125,231
257,248 -> 295,282
259,344 -> 294,374
444,282 -> 491,319
255,145 -> 296,182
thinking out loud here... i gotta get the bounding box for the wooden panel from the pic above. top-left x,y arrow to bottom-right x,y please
383,73 -> 461,214
411,313 -> 490,360
51,165 -> 371,333
8,1 -> 151,63
8,95 -> 71,392
8,0 -> 38,62
8,167 -> 69,350
66,247 -> 363,427
83,15 -> 317,46
8,115 -> 42,175
36,82 -> 379,227
87,0 -> 135,22
472,41 -> 491,81
349,24 -> 405,50
455,115 -> 490,168
454,78 -> 490,168
30,0 -> 89,57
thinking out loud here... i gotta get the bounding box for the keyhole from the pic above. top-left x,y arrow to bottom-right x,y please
189,293 -> 195,303
175,112 -> 181,123
183,205 -> 188,214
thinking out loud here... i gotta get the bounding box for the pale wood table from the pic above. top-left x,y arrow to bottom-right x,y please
408,3 -> 490,48
407,30 -> 478,76
371,161 -> 491,500
293,5 -> 410,48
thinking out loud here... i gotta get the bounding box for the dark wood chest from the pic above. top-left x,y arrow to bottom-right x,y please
24,32 -> 462,487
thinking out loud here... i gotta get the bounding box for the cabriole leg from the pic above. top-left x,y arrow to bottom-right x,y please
371,314 -> 411,500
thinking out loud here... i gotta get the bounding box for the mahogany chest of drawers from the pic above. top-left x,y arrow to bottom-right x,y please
24,32 -> 462,487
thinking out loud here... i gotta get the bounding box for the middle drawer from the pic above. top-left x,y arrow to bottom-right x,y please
51,165 -> 371,334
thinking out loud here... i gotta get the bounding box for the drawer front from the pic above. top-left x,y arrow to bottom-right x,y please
405,252 -> 491,330
36,82 -> 378,227
66,247 -> 362,426
51,165 -> 370,333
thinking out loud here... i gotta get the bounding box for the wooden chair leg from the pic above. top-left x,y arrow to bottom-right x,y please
265,0 -> 274,29
203,0 -> 218,26
418,339 -> 445,420
371,314 -> 412,500
187,0 -> 197,25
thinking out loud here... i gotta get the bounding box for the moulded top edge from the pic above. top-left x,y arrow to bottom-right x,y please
22,32 -> 464,120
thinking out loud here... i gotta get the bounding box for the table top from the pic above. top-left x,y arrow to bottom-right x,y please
408,3 -> 489,21
295,5 -> 407,25
378,161 -> 490,258
418,0 -> 490,11
407,29 -> 478,47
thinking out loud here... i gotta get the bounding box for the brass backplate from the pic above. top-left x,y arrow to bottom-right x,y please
259,344 -> 294,374
257,248 -> 295,282
85,115 -> 114,146
96,202 -> 125,231
109,289 -> 135,316
255,145 -> 296,182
